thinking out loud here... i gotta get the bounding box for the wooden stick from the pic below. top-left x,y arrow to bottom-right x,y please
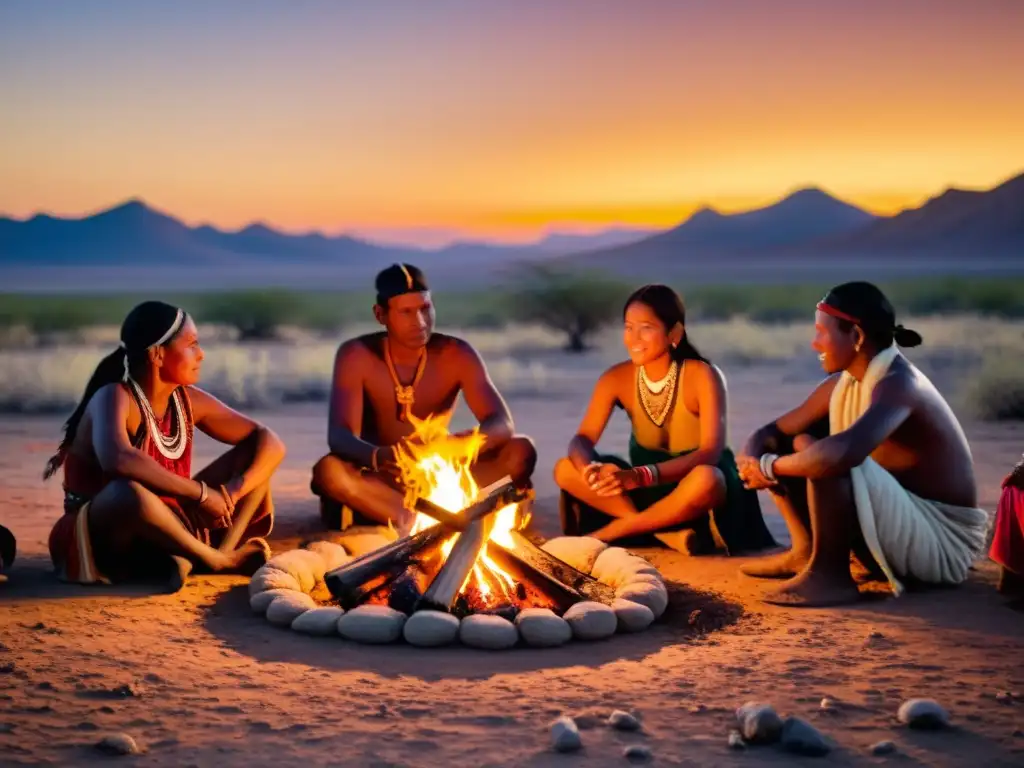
506,530 -> 617,605
417,515 -> 493,612
486,542 -> 583,614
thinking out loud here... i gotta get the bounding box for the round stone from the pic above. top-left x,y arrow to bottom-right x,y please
95,733 -> 142,756
265,549 -> 325,594
265,592 -> 316,627
623,744 -> 652,762
735,702 -> 783,744
563,601 -> 618,640
459,614 -> 519,650
515,608 -> 572,647
615,580 -> 668,619
291,607 -> 345,636
249,566 -> 302,598
337,605 -> 406,644
612,598 -> 655,632
897,699 -> 950,730
250,588 -> 299,615
304,541 -> 350,572
608,710 -> 641,731
540,536 -> 608,573
550,716 -> 581,752
403,610 -> 461,647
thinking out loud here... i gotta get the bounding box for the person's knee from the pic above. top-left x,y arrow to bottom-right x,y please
311,454 -> 359,502
503,435 -> 538,480
553,457 -> 576,489
688,464 -> 727,506
793,433 -> 818,452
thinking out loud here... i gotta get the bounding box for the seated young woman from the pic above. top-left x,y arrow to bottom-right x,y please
44,301 -> 286,591
553,284 -> 776,555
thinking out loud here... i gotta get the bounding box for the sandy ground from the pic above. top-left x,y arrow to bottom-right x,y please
1,362 -> 1023,767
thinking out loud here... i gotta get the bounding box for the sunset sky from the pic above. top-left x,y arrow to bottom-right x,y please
1,0 -> 1022,246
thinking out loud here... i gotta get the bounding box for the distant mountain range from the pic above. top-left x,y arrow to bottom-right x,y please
1,171 -> 1021,290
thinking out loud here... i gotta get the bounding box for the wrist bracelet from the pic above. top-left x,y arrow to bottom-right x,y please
197,480 -> 209,503
634,465 -> 657,488
760,453 -> 779,483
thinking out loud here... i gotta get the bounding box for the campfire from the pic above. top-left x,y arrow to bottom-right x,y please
323,414 -> 617,620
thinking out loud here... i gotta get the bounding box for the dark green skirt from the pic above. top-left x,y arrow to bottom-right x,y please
559,435 -> 778,555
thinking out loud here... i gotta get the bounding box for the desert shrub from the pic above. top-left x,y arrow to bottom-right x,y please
506,265 -> 632,352
193,290 -> 311,341
961,352 -> 1024,421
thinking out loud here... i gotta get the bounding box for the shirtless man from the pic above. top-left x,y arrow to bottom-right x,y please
311,263 -> 538,531
737,281 -> 988,607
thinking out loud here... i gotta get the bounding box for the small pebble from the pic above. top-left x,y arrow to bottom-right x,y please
996,691 -> 1015,704
868,630 -> 884,639
608,710 -> 641,732
551,716 -> 582,752
820,697 -> 837,711
736,702 -> 783,744
780,717 -> 831,757
897,699 -> 950,730
688,704 -> 706,714
728,730 -> 746,749
623,744 -> 652,762
871,740 -> 897,755
95,733 -> 142,755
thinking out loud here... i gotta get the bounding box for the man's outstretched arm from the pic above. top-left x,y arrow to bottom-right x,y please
771,374 -> 914,480
455,341 -> 514,455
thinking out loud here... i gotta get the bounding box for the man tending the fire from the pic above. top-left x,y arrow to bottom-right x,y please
311,263 -> 538,534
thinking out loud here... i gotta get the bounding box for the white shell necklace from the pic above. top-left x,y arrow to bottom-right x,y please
126,378 -> 187,460
640,363 -> 673,394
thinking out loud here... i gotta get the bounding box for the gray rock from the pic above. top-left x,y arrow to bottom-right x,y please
459,614 -> 519,650
820,697 -> 837,711
623,744 -> 652,762
551,716 -> 582,752
735,702 -> 783,744
871,740 -> 897,755
563,601 -> 618,641
897,698 -> 950,730
780,717 -> 831,757
95,733 -> 142,755
728,730 -> 746,749
515,608 -> 572,648
403,610 -> 460,647
291,607 -> 345,636
337,605 -> 406,644
608,710 -> 641,732
265,592 -> 316,627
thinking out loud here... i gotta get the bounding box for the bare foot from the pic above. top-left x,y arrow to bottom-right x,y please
739,548 -> 810,579
166,555 -> 193,593
222,539 -> 271,576
762,568 -> 862,607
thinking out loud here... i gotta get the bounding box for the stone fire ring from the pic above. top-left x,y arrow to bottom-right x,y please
248,536 -> 668,649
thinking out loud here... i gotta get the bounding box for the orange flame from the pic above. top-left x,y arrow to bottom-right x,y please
394,413 -> 521,603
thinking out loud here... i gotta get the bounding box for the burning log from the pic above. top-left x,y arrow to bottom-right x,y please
486,542 -> 583,614
416,513 -> 494,613
343,535 -> 451,612
504,531 -> 617,605
324,481 -> 527,601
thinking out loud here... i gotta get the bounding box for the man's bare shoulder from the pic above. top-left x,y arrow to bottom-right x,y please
431,333 -> 481,363
871,356 -> 919,403
335,333 -> 385,362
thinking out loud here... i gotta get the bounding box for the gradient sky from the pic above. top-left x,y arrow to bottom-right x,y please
1,0 -> 1023,245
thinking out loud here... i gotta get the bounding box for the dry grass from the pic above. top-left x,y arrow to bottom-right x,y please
961,352 -> 1024,421
1,316 -> 1021,417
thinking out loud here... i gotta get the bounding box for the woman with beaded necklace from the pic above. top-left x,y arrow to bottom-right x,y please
44,301 -> 286,591
554,284 -> 776,555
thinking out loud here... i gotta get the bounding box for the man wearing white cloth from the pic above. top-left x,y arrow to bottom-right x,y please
737,282 -> 989,607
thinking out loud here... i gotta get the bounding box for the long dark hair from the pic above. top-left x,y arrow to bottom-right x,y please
43,301 -> 187,480
623,284 -> 708,364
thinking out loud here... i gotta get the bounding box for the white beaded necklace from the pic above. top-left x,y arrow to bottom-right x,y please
127,378 -> 187,460
640,363 -> 673,394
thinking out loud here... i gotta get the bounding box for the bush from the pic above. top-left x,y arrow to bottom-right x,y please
506,265 -> 632,352
193,290 -> 311,341
961,353 -> 1024,421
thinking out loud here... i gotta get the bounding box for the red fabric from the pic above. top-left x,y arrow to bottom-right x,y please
50,387 -> 200,579
990,482 -> 1024,575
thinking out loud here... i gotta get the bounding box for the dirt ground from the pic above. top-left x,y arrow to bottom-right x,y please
1,363 -> 1023,767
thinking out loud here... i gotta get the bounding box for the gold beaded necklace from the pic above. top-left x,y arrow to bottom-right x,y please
384,338 -> 427,422
636,360 -> 679,427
